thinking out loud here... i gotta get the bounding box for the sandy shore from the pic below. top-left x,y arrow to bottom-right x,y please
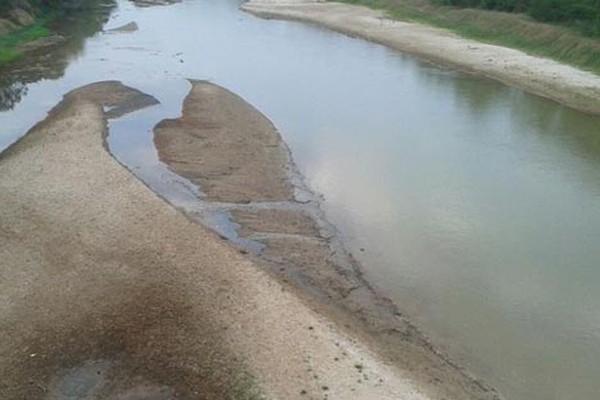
152,81 -> 501,400
0,81 -> 437,399
242,0 -> 600,116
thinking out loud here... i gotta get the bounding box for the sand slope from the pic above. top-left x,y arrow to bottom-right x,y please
155,81 -> 293,203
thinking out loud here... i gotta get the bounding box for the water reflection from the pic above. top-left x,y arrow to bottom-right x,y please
0,80 -> 27,111
0,0 -> 115,111
309,61 -> 600,400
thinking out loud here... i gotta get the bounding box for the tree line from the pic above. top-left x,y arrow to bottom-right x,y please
434,0 -> 600,35
1,0 -> 105,15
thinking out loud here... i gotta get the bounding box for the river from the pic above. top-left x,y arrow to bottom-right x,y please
1,1 -> 599,399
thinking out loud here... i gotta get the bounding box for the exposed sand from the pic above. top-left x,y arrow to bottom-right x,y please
153,81 -> 501,400
131,0 -> 182,7
154,81 -> 294,203
104,22 -> 139,34
242,0 -> 600,116
0,81 -> 434,399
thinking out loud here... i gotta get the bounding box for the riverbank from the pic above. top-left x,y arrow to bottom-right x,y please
337,0 -> 600,75
0,1 -> 119,70
0,9 -> 55,67
0,81 -> 443,399
242,0 -> 600,116
151,80 -> 501,400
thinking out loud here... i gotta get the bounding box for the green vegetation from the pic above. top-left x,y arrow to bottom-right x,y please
1,0 -> 103,14
0,23 -> 49,65
338,0 -> 600,74
1,1 -> 115,111
0,0 -> 110,68
0,1 -> 21,13
433,0 -> 600,36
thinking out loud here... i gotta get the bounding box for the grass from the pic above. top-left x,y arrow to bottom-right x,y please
0,22 -> 50,67
336,0 -> 600,75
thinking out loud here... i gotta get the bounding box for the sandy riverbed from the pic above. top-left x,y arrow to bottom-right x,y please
0,81 -> 442,399
154,81 -> 294,203
151,81 -> 501,400
242,0 -> 600,116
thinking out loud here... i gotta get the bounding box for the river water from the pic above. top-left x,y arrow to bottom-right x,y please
1,1 -> 600,399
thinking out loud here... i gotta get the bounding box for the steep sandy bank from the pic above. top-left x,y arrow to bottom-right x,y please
0,81 -> 431,399
242,0 -> 600,116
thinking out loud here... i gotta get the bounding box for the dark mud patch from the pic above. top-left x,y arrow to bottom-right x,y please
3,283 -> 258,400
232,208 -> 320,237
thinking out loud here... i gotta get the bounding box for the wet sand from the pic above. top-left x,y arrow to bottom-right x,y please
0,81 -> 437,399
242,0 -> 600,116
153,81 -> 501,400
154,81 -> 294,203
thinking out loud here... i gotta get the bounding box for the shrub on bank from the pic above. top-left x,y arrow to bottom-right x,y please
434,0 -> 600,36
339,0 -> 600,73
0,0 -> 114,69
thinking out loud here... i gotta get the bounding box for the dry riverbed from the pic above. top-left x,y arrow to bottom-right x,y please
0,81 -> 445,399
242,0 -> 600,116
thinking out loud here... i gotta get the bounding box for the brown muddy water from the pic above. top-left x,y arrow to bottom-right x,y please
1,1 -> 600,399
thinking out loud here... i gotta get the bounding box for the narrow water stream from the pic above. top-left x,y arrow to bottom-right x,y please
1,1 -> 600,399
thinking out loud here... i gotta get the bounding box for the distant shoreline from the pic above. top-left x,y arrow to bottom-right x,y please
242,0 -> 600,116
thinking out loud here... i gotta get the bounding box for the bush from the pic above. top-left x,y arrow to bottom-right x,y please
0,1 -> 22,13
433,0 -> 600,36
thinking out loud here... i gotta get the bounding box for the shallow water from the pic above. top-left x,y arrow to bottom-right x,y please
1,1 -> 600,399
